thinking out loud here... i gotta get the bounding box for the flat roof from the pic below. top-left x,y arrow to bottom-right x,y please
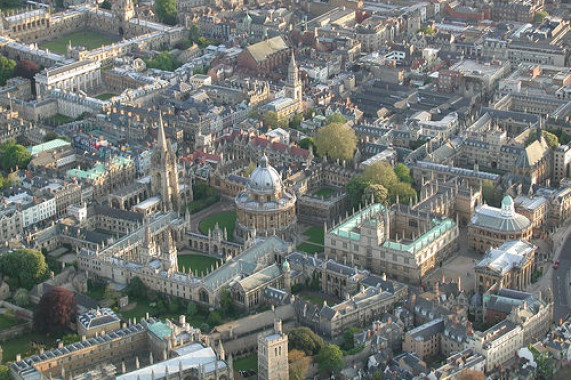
27,138 -> 70,156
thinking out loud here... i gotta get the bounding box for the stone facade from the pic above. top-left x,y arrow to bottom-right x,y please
258,320 -> 289,380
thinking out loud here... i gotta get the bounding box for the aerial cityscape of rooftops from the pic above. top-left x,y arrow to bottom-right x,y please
0,0 -> 571,379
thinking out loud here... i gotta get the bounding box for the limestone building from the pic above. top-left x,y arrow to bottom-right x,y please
324,203 -> 459,284
34,60 -> 102,97
234,155 -> 297,242
258,319 -> 289,380
474,240 -> 536,292
468,196 -> 533,253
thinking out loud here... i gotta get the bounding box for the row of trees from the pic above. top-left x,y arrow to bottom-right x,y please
346,162 -> 417,208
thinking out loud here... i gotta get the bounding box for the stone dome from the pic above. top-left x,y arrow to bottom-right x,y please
248,155 -> 282,195
470,195 -> 532,233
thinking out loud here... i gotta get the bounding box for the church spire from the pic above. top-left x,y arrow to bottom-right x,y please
158,112 -> 168,152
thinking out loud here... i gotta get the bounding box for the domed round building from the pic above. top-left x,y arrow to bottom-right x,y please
468,195 -> 533,253
234,155 -> 297,242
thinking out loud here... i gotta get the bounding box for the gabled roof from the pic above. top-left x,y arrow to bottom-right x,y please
245,36 -> 289,63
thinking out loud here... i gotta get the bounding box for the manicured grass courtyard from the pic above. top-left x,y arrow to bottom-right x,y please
233,354 -> 258,371
298,291 -> 328,307
313,186 -> 336,199
177,254 -> 221,276
1,331 -> 59,363
303,226 -> 325,245
0,313 -> 20,331
95,93 -> 117,100
296,242 -> 324,254
198,211 -> 236,241
39,30 -> 120,55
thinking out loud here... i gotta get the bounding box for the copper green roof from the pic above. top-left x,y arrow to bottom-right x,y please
27,138 -> 70,156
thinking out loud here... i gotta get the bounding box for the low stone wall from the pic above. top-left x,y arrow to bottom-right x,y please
0,323 -> 31,342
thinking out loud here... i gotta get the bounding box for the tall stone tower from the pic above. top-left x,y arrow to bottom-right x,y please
285,52 -> 302,102
113,0 -> 135,22
258,319 -> 289,380
151,114 -> 180,212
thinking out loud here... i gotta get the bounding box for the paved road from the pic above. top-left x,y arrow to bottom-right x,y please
553,234 -> 571,323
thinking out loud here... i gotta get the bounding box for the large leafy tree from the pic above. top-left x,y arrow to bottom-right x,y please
326,113 -> 346,124
0,365 -> 10,380
0,249 -> 49,290
389,182 -> 417,205
363,184 -> 388,204
288,327 -> 324,356
0,56 -> 16,86
346,175 -> 371,208
14,59 -> 40,80
155,0 -> 177,25
362,162 -> 399,188
314,122 -> 357,161
33,287 -> 76,333
1,142 -> 31,171
289,349 -> 311,380
128,276 -> 149,300
145,51 -> 181,72
317,344 -> 344,374
394,163 -> 413,183
481,180 -> 503,207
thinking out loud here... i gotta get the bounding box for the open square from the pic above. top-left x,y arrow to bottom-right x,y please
39,30 -> 120,55
198,210 -> 236,241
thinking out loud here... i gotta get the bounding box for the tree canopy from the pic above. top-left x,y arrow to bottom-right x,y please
347,162 -> 417,207
298,137 -> 315,151
155,0 -> 177,25
0,56 -> 16,86
346,175 -> 372,208
288,327 -> 325,356
363,184 -> 388,204
14,59 -> 40,80
262,111 -> 287,129
362,162 -> 398,188
394,163 -> 413,184
33,287 -> 76,333
535,11 -> 548,24
526,129 -> 559,149
317,344 -> 344,374
0,365 -> 10,380
314,122 -> 357,161
0,141 -> 31,171
128,276 -> 148,300
326,113 -> 346,124
481,180 -> 503,207
289,349 -> 311,380
0,249 -> 49,290
144,52 -> 181,72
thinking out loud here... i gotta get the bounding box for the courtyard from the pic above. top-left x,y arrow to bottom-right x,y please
177,254 -> 221,275
295,225 -> 325,254
198,210 -> 236,241
39,30 -> 120,55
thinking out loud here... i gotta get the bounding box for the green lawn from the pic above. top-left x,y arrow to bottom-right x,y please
39,30 -> 119,55
313,187 -> 336,199
118,301 -> 150,320
85,282 -> 106,301
0,313 -> 19,330
303,226 -> 325,245
234,354 -> 258,371
177,254 -> 221,276
198,211 -> 236,241
47,114 -> 74,125
1,331 -> 59,363
298,292 -> 327,307
95,93 -> 117,100
296,242 -> 324,254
